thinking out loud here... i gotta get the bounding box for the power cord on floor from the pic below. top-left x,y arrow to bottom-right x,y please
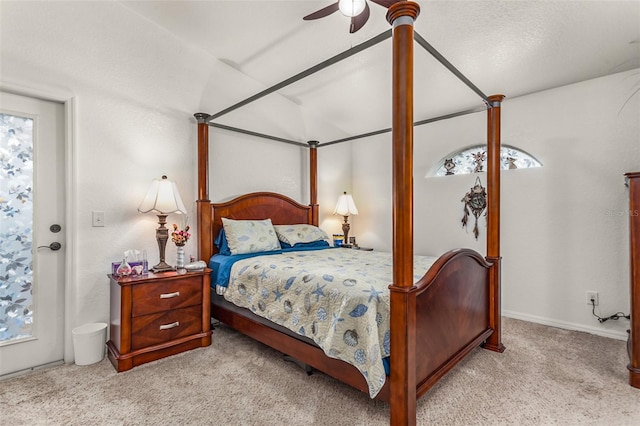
590,299 -> 630,323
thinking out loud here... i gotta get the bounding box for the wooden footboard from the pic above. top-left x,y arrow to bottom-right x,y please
412,248 -> 493,397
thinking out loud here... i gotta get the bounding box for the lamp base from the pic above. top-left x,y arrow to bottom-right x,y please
151,214 -> 174,273
341,216 -> 351,248
151,261 -> 174,273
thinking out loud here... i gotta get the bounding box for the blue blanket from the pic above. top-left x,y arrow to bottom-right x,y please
209,245 -> 332,288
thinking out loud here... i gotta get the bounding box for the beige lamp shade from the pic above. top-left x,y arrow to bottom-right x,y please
138,175 -> 186,215
333,191 -> 359,216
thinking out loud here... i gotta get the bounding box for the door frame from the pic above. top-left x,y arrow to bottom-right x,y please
1,81 -> 77,363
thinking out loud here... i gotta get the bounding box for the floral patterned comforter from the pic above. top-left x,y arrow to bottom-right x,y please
223,248 -> 436,398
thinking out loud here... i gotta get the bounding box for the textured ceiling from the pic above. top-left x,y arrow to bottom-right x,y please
120,0 -> 640,140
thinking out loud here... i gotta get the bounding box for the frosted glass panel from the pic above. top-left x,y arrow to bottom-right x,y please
0,113 -> 34,342
433,145 -> 542,176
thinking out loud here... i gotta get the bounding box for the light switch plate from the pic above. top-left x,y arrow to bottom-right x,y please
92,211 -> 105,227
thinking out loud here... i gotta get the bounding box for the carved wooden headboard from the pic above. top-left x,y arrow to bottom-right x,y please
207,192 -> 313,258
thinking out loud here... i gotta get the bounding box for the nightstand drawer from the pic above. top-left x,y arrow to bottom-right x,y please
132,278 -> 202,317
131,305 -> 202,350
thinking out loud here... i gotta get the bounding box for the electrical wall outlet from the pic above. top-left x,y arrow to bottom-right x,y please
586,291 -> 599,306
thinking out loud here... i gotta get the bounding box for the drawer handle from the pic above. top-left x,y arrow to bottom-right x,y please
159,291 -> 180,299
159,321 -> 180,330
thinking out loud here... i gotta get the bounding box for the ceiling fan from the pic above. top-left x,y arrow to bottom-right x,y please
303,0 -> 399,34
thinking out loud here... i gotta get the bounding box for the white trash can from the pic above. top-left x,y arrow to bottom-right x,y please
72,322 -> 107,365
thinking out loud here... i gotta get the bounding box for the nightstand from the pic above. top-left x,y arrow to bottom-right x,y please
107,269 -> 212,372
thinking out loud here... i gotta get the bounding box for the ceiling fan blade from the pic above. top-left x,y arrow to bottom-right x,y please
350,3 -> 370,33
303,2 -> 340,20
369,0 -> 400,8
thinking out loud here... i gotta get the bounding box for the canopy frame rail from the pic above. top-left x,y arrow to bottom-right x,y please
210,123 -> 307,148
205,30 -> 393,123
203,28 -> 495,148
205,104 -> 489,148
320,104 -> 488,147
413,32 -> 490,103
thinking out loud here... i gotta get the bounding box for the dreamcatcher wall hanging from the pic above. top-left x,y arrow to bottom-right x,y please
461,177 -> 487,240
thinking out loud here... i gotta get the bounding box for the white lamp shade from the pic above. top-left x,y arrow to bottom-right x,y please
137,175 -> 186,215
338,0 -> 366,17
333,192 -> 359,216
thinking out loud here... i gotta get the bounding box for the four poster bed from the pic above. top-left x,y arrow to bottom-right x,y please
195,3 -> 504,424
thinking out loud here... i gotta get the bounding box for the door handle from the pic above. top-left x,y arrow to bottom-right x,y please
38,242 -> 62,251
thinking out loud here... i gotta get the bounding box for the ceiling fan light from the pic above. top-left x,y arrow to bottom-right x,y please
338,0 -> 366,17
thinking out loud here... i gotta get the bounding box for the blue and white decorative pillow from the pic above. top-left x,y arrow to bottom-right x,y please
221,218 -> 281,255
273,224 -> 329,246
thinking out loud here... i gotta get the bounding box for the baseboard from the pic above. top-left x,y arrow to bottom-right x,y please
0,360 -> 65,381
502,310 -> 628,341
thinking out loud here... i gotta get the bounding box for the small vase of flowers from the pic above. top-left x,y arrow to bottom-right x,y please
171,224 -> 190,269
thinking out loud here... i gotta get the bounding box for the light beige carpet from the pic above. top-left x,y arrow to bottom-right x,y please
1,317 -> 639,425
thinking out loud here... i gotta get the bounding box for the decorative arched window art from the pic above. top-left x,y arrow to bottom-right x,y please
433,144 -> 542,176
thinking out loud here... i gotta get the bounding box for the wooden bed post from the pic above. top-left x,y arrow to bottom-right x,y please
483,95 -> 506,353
195,113 -> 213,262
386,2 -> 420,425
308,140 -> 319,226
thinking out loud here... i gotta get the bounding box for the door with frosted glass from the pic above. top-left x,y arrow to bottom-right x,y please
0,91 -> 65,377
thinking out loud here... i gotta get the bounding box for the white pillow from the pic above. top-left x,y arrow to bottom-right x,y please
221,218 -> 281,255
273,224 -> 329,246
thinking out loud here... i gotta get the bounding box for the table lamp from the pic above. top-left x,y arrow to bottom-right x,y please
333,191 -> 359,248
138,175 -> 186,272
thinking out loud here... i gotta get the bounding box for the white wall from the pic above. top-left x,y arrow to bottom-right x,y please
498,71 -> 639,339
1,1 -> 216,361
353,69 -> 640,340
205,129 -> 353,238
